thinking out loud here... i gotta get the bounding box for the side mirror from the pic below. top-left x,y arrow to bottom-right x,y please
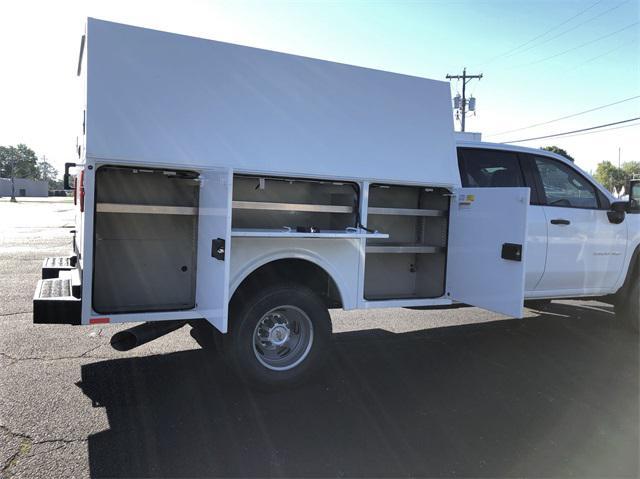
629,179 -> 640,212
608,201 -> 627,224
63,162 -> 77,190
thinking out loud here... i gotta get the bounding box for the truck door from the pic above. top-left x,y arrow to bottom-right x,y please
446,187 -> 530,318
195,168 -> 233,332
527,155 -> 627,293
457,147 -> 547,292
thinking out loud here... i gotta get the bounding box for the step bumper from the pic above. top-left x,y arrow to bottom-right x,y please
34,258 -> 82,325
42,255 -> 77,279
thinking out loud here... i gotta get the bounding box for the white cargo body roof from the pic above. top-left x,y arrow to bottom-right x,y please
85,18 -> 460,186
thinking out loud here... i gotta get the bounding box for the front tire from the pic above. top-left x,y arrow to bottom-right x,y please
615,278 -> 640,332
224,284 -> 332,388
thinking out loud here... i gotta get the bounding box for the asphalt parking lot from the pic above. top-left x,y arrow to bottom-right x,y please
0,197 -> 638,478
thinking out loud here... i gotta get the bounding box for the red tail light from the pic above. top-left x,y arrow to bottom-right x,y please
79,170 -> 85,213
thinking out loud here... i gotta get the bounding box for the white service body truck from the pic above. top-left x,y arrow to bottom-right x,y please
34,19 -> 639,387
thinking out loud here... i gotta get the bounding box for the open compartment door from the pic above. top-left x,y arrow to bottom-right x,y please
446,187 -> 530,318
196,168 -> 232,332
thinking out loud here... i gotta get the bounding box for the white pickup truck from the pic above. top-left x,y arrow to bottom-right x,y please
456,140 -> 640,329
33,19 -> 639,389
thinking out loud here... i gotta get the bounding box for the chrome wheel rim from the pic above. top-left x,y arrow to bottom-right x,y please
252,305 -> 314,371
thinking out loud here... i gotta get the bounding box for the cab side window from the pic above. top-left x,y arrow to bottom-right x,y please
533,156 -> 598,209
458,148 -> 524,188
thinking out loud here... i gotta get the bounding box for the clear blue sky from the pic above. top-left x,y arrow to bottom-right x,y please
0,0 -> 638,174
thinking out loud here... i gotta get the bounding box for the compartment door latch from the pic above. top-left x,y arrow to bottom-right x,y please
501,243 -> 522,262
211,238 -> 225,261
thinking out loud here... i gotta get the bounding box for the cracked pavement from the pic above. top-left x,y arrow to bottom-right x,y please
1,197 -> 638,478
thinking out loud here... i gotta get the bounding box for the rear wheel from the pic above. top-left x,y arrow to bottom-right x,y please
615,278 -> 640,332
223,284 -> 331,388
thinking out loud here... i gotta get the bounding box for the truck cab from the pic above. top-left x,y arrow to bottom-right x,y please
456,140 -> 640,313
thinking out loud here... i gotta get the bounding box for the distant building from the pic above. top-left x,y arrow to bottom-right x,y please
0,178 -> 49,197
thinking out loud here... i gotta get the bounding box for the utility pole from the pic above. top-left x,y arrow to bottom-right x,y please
618,147 -> 621,168
446,67 -> 483,132
10,155 -> 16,202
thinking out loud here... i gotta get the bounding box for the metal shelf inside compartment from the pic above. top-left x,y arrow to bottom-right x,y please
367,207 -> 445,217
232,228 -> 388,239
96,203 -> 197,215
232,201 -> 353,214
365,243 -> 445,254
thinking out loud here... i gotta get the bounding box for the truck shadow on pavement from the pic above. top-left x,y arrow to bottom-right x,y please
78,304 -> 639,478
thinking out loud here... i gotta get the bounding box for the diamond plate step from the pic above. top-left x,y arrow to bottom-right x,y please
33,278 -> 81,325
42,256 -> 77,279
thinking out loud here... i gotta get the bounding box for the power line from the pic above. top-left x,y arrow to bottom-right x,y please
556,121 -> 640,139
476,0 -> 604,67
504,0 -> 631,59
513,21 -> 638,69
488,95 -> 640,136
503,117 -> 640,143
566,37 -> 638,71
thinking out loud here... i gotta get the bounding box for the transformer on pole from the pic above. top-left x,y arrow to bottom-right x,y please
446,67 -> 483,132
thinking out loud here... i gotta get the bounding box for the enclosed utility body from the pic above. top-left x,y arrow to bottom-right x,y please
35,19 -> 529,386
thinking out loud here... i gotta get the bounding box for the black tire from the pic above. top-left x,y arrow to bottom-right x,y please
615,278 -> 640,332
222,284 -> 331,389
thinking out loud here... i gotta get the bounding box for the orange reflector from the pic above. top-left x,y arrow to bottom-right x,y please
90,317 -> 110,324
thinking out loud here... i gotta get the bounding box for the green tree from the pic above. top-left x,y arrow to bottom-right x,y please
0,144 -> 39,179
37,157 -> 60,188
0,146 -> 11,178
541,145 -> 575,162
621,161 -> 640,180
594,161 -> 626,193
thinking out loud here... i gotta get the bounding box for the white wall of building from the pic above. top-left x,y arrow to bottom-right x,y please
0,178 -> 49,197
